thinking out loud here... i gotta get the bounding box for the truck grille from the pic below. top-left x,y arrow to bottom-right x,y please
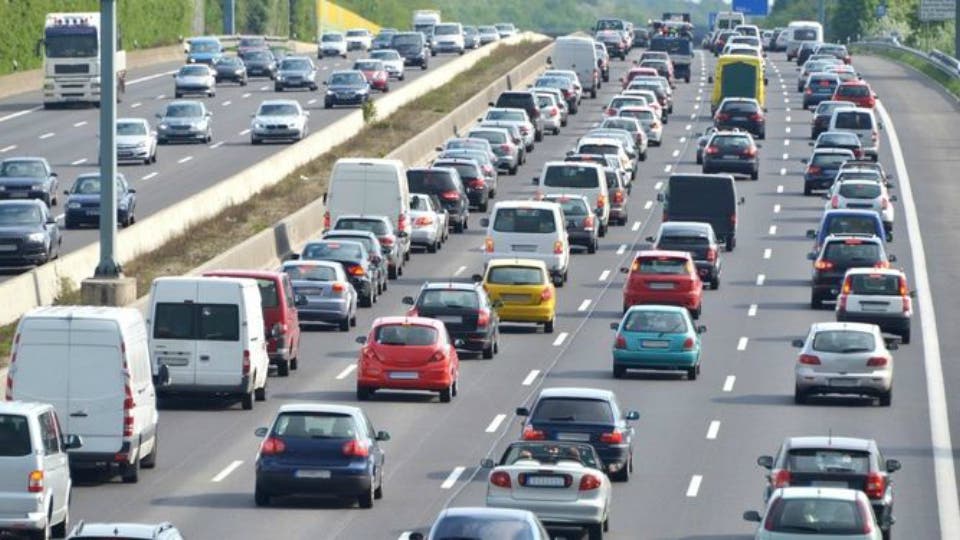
55,64 -> 89,74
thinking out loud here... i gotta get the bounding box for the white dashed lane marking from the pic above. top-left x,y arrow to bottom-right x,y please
723,375 -> 736,392
706,421 -> 720,440
552,333 -> 568,347
441,467 -> 465,489
212,460 -> 244,482
686,475 -> 703,497
522,370 -> 540,386
335,364 -> 356,380
485,414 -> 506,433
737,337 -> 749,351
756,274 -> 766,286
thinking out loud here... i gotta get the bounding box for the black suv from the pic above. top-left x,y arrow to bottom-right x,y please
403,281 -> 500,358
391,32 -> 429,69
493,91 -> 544,142
432,158 -> 489,212
714,98 -> 765,139
647,221 -> 722,289
406,167 -> 470,233
809,234 -> 895,309
701,131 -> 760,180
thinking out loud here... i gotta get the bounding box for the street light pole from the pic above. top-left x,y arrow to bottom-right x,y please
95,0 -> 120,278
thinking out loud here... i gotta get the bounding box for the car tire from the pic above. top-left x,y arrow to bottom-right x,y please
544,319 -> 555,334
400,74 -> 405,81
277,359 -> 290,377
454,219 -> 464,233
590,88 -> 597,99
810,291 -> 823,310
255,381 -> 267,401
479,200 -> 488,213
726,235 -> 736,251
610,459 -> 629,482
509,163 -> 518,175
360,291 -> 374,308
553,127 -> 560,135
588,240 -> 597,254
803,184 -> 813,196
254,485 -> 271,507
241,389 -> 254,410
613,364 -> 626,379
696,155 -> 702,165
141,433 -> 158,469
710,275 -> 720,290
640,150 -> 647,161
121,457 -> 140,484
358,480 -> 375,509
356,386 -> 372,401
427,241 -> 438,253
374,475 -> 384,499
687,365 -> 699,380
690,305 -> 702,320
482,339 -> 495,359
586,523 -> 603,540
174,92 -> 182,99
751,169 -> 759,181
901,328 -> 911,345
439,385 -> 453,403
794,385 -> 807,405
251,137 -> 261,145
879,389 -> 893,407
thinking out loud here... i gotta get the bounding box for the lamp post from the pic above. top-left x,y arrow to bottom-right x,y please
95,0 -> 119,278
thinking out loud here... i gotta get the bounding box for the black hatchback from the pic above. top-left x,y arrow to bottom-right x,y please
295,240 -> 378,307
406,167 -> 469,233
403,282 -> 500,359
647,221 -> 722,289
714,98 -> 765,139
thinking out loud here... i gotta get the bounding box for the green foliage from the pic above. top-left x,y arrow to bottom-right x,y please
362,98 -> 378,123
0,0 -> 193,76
289,0 -> 317,40
204,0 -> 290,36
852,43 -> 960,97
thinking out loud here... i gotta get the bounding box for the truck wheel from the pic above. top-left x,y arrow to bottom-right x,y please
255,382 -> 267,401
277,359 -> 290,377
241,389 -> 254,410
141,433 -> 158,469
121,458 -> 140,484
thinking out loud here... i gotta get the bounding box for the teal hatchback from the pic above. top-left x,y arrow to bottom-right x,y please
611,305 -> 706,380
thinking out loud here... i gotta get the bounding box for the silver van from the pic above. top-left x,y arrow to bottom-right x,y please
482,200 -> 570,286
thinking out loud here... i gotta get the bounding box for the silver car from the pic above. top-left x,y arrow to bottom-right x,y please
467,127 -> 521,175
481,108 -> 535,151
155,100 -> 212,144
116,118 -> 157,164
534,93 -> 562,135
409,193 -> 445,253
413,508 -> 549,540
533,88 -> 569,126
173,64 -> 216,98
68,522 -> 185,539
319,32 -> 347,59
824,179 -> 896,232
744,487 -> 883,540
250,99 -> 309,144
792,321 -> 895,405
279,260 -> 357,331
369,49 -> 405,80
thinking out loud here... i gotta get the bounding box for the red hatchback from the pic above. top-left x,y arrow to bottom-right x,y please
832,81 -> 876,109
203,270 -> 302,376
620,250 -> 704,318
353,59 -> 390,92
621,67 -> 659,89
355,317 -> 460,403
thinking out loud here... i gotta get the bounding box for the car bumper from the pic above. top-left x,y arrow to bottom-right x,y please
486,253 -> 566,275
795,368 -> 892,393
252,127 -> 303,140
411,227 -> 439,245
804,174 -> 837,190
257,465 -> 371,497
433,43 -> 463,52
158,128 -> 206,140
157,377 -> 250,396
0,508 -> 47,533
325,94 -> 366,105
402,56 -> 428,66
486,495 -> 605,525
497,303 -> 554,324
704,158 -> 757,175
0,191 -> 48,202
320,48 -> 346,56
357,365 -> 454,391
117,147 -> 152,160
298,301 -> 352,322
613,349 -> 699,368
837,311 -> 910,333
567,230 -> 596,247
624,291 -> 700,311
543,116 -> 561,129
175,85 -> 214,94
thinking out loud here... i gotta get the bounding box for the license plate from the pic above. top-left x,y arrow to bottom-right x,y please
642,340 -> 670,348
648,282 -> 675,290
0,245 -> 16,252
295,469 -> 331,479
860,302 -> 889,312
721,155 -> 739,160
830,378 -> 859,387
437,315 -> 462,324
511,245 -> 536,252
86,210 -> 99,216
525,475 -> 566,487
501,294 -> 530,303
389,371 -> 419,380
7,192 -> 28,198
556,432 -> 591,442
158,357 -> 188,366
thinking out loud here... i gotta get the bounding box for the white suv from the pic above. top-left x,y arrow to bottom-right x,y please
836,267 -> 914,344
0,402 -> 81,539
68,522 -> 184,539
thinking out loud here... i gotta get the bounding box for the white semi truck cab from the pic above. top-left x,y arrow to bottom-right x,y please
41,12 -> 127,108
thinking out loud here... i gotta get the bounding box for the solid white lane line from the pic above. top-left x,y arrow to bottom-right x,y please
599,269 -> 610,281
0,106 -> 41,124
70,158 -> 87,165
748,304 -> 758,317
773,204 -> 781,213
672,149 -> 680,157
643,200 -> 653,210
723,375 -> 736,392
212,460 -> 244,482
485,414 -> 507,433
686,475 -> 703,497
552,332 -> 568,347
631,221 -> 642,231
763,248 -> 772,259
577,299 -> 591,312
706,421 -> 720,440
616,244 -> 626,255
737,337 -> 749,351
654,181 -> 663,190
222,100 -> 232,106
0,145 -> 16,153
73,121 -> 87,127
177,156 -> 193,164
127,69 -> 178,85
522,370 -> 540,386
39,132 -> 54,139
242,92 -> 252,98
664,164 -> 672,173
876,101 -> 960,536
210,141 -> 224,149
335,364 -> 357,380
769,225 -> 777,235
756,274 -> 766,286
141,172 -> 158,181
131,102 -> 142,108
240,128 -> 251,135
454,265 -> 466,276
441,467 -> 466,489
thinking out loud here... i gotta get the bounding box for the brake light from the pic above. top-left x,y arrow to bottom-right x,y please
865,472 -> 886,499
799,354 -> 821,365
27,470 -> 43,493
867,356 -> 888,367
522,426 -> 546,440
323,211 -> 331,231
874,260 -> 890,269
831,195 -> 840,208
538,286 -> 553,303
615,334 -> 626,349
814,260 -> 834,270
414,216 -> 434,226
428,350 -> 446,363
482,164 -> 493,176
605,108 -> 616,116
805,87 -> 813,95
499,143 -> 512,152
342,439 -> 370,457
490,471 -> 512,488
260,436 -> 286,455
596,194 -> 606,209
612,190 -> 624,204
477,308 -> 491,328
331,282 -> 346,293
706,247 -> 717,262
441,190 -> 460,201
742,147 -> 757,158
730,213 -> 737,226
841,276 -> 852,295
348,264 -> 366,276
715,113 -> 730,121
682,337 -> 695,351
772,468 -> 791,488
579,474 -> 602,491
484,237 -> 494,253
380,235 -> 395,247
553,240 -> 564,254
398,213 -> 408,233
705,146 -> 719,155
468,178 -> 486,189
838,291 -> 848,311
807,165 -> 822,175
582,215 -> 595,230
549,107 -> 558,117
123,378 -> 135,437
749,113 -> 763,121
242,349 -> 251,376
599,430 -> 624,444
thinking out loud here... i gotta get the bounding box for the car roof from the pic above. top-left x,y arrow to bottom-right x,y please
69,522 -> 178,538
438,507 -> 535,520
204,269 -> 280,280
486,258 -> 549,270
659,221 -> 713,235
335,215 -> 389,223
844,267 -> 905,277
258,99 -> 300,107
774,487 -> 862,501
422,281 -> 481,292
538,387 -> 616,401
785,435 -> 876,451
276,403 -> 363,415
373,315 -> 446,329
624,304 -> 689,315
0,401 -> 51,415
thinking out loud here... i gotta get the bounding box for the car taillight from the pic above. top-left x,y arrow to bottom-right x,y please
600,430 -> 623,444
380,235 -> 395,247
772,469 -> 791,488
323,211 -> 331,231
799,354 -> 821,365
540,287 -> 553,303
814,260 -> 834,270
706,247 -> 717,262
596,194 -> 606,209
715,113 -> 730,121
522,426 -> 546,440
582,215 -> 595,230
519,126 -> 530,135
553,240 -> 564,254
749,113 -> 763,121
500,143 -> 513,152
615,334 -> 626,349
342,439 -> 370,457
123,380 -> 135,437
477,308 -> 491,328
27,470 -> 43,493
348,264 -> 366,276
490,471 -> 512,488
613,190 -> 625,204
328,282 -> 345,295
742,147 -> 757,158
730,213 -> 737,226
865,472 -> 886,499
441,190 -> 460,201
874,260 -> 890,269
414,216 -> 434,226
831,195 -> 840,208
705,146 -> 719,155
867,356 -> 888,367
682,337 -> 695,351
260,436 -> 286,455
807,165 -> 822,175
604,108 -> 616,116
805,87 -> 813,95
398,213 -> 408,233
242,349 -> 251,376
428,350 -> 446,363
579,474 -> 602,491
468,178 -> 486,189
484,237 -> 494,253
549,107 -> 558,117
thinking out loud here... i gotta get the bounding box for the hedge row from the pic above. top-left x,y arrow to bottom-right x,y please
0,0 -> 194,76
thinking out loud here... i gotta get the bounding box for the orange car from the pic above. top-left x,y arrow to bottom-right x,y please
620,250 -> 704,318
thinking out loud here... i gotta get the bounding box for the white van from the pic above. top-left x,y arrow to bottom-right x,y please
829,107 -> 882,161
482,200 -> 570,285
536,161 -> 611,236
551,36 -> 601,99
785,21 -> 824,60
147,277 -> 270,411
325,158 -> 411,265
8,306 -> 158,483
715,11 -> 746,31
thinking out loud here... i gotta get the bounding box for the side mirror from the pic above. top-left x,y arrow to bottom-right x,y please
206,112 -> 212,117
791,339 -> 805,348
375,430 -> 391,441
619,266 -> 630,274
435,146 -> 443,152
46,216 -> 57,224
322,81 -> 328,86
707,75 -> 713,83
492,299 -> 503,309
480,218 -> 490,227
397,231 -> 409,238
800,158 -> 809,164
624,410 -> 640,421
286,252 -> 301,261
171,73 -> 177,78
480,458 -> 495,468
909,290 -> 917,298
886,458 -> 901,473
63,190 -> 70,196
532,175 -> 540,184
807,252 -> 817,261
808,141 -> 814,147
757,455 -> 774,469
471,274 -> 483,283
254,427 -> 269,438
888,254 -> 897,262
62,434 -> 83,450
295,294 -> 308,306
355,336 -> 368,345
609,322 -> 619,330
402,296 -> 415,305
739,196 -> 746,204
409,534 -> 425,540
806,229 -> 817,239
515,407 -> 530,416
743,510 -> 762,523
128,188 -> 137,194
487,101 -> 495,107
155,113 -> 162,119
453,338 -> 466,348
697,325 -> 707,334
546,56 -> 552,65
154,364 -> 172,387
50,172 -> 58,177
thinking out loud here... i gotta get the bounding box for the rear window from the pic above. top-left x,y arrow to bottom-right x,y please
334,219 -> 388,236
794,28 -> 819,41
302,242 -> 363,261
720,101 -> 758,113
787,448 -> 872,473
766,498 -> 866,535
0,414 -> 32,456
623,310 -> 687,333
373,324 -> 438,346
492,208 -> 557,233
711,135 -> 752,150
486,110 -> 525,122
659,234 -> 709,247
532,398 -> 614,423
849,273 -> 901,295
468,131 -> 507,144
610,97 -> 644,110
544,165 -> 600,189
825,216 -> 879,236
274,412 -> 356,439
834,112 -> 872,130
812,330 -> 875,353
256,278 -> 279,308
436,162 -> 480,180
621,109 -> 655,121
282,264 -> 338,281
408,170 -> 458,193
419,289 -> 479,309
432,516 -> 535,540
637,257 -> 690,274
812,153 -> 852,167
838,85 -> 869,97
325,235 -> 375,254
668,177 -> 735,213
578,144 -> 618,156
823,241 -> 881,264
548,197 -> 589,216
153,303 -> 240,341
487,266 -> 545,285
819,133 -> 859,147
839,183 -> 880,199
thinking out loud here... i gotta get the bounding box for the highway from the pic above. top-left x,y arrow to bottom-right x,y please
0,47 -> 464,281
59,46 -> 956,539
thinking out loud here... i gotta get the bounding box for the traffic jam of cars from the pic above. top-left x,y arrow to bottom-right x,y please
0,8 -> 929,540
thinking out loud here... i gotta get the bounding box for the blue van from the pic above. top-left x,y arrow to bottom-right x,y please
807,209 -> 887,250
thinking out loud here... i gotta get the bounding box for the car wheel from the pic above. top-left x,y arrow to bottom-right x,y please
553,127 -> 560,135
51,502 -> 68,539
277,359 -> 290,377
879,388 -> 893,407
479,200 -> 488,213
509,164 -> 518,175
803,184 -> 813,196
588,239 -> 597,254
691,305 -> 702,320
427,241 -> 438,253
711,274 -> 720,290
121,456 -> 140,484
794,385 -> 807,405
726,235 -> 736,251
696,155 -> 702,165
544,319 -> 555,334
255,380 -> 267,401
482,341 -> 494,359
610,461 -> 629,482
613,364 -> 626,379
356,386 -> 372,401
901,328 -> 911,345
254,485 -> 271,507
374,474 -> 384,499
751,169 -> 759,181
400,74 -> 405,81
241,388 -> 254,410
358,479 -> 375,508
174,92 -> 182,99
586,523 -> 603,540
439,385 -> 452,403
810,291 -> 823,310
687,365 -> 698,380
251,137 -> 261,145
360,291 -> 374,308
350,314 -> 357,327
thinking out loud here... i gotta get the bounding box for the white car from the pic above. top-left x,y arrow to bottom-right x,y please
533,88 -> 568,126
250,99 -> 309,144
68,522 -> 185,539
173,64 -> 216,98
318,32 -> 347,58
836,267 -> 913,343
744,487 -> 883,540
369,49 -> 405,80
483,441 -> 611,538
534,92 -> 562,135
408,193 -> 446,253
432,23 -> 465,55
792,321 -> 896,405
116,117 -> 158,165
824,178 -> 896,232
345,28 -> 373,51
618,106 -> 662,146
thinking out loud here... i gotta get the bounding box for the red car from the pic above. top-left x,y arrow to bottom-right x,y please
621,66 -> 659,90
620,250 -> 704,318
353,59 -> 389,92
203,270 -> 302,376
832,80 -> 876,109
355,316 -> 460,402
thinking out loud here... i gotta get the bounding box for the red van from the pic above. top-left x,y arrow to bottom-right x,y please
204,270 -> 301,376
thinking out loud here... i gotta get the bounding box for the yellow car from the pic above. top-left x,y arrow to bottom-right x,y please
480,258 -> 556,333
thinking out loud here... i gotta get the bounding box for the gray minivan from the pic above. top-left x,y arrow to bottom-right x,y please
657,173 -> 744,251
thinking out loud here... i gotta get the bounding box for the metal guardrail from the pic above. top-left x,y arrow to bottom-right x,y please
854,39 -> 960,79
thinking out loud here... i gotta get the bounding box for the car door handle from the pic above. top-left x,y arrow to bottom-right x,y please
70,411 -> 88,418
200,355 -> 211,361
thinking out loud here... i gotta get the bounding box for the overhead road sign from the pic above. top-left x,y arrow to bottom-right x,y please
732,0 -> 769,16
920,0 -> 956,21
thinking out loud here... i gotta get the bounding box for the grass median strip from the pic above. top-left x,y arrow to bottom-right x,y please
0,40 -> 546,363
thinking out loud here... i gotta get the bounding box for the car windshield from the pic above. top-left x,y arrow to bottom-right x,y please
419,289 -> 479,309
623,310 -> 687,333
487,266 -> 544,285
547,197 -> 589,216
190,41 -> 219,53
280,59 -> 311,71
486,110 -> 524,122
812,153 -> 853,167
180,65 -> 209,76
0,204 -> 42,226
302,242 -> 363,261
322,34 -> 343,42
354,61 -> 382,71
409,195 -> 432,211
242,51 -> 272,61
258,103 -> 299,116
503,442 -> 599,468
492,208 -> 556,233
0,160 -> 45,178
164,103 -> 203,118
117,122 -> 147,136
392,34 -> 420,46
825,216 -> 879,235
838,183 -> 881,201
374,324 -> 438,346
282,263 -> 338,281
610,97 -> 645,110
334,219 -> 388,235
432,516 -> 535,540
273,412 -> 356,439
535,77 -> 566,89
532,398 -> 614,423
767,498 -> 866,534
330,73 -> 364,85
0,414 -> 31,456
544,165 -> 598,188
637,257 -> 690,275
813,330 -> 875,353
72,177 -> 102,194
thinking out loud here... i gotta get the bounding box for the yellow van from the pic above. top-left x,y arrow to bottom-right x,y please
710,54 -> 765,112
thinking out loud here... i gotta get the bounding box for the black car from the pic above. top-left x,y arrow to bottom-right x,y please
802,73 -> 840,110
323,70 -> 371,109
757,436 -> 899,538
809,234 -> 894,309
403,281 -> 500,358
321,230 -> 389,295
493,91 -> 544,141
803,148 -> 857,195
63,173 -> 137,229
295,240 -> 377,307
811,101 -> 854,140
433,158 -> 489,212
371,29 -> 398,50
213,56 -> 248,85
702,131 -> 760,180
0,200 -> 61,267
407,167 -> 470,233
714,97 -> 765,139
391,32 -> 429,69
0,157 -> 59,207
275,56 -> 318,92
647,221 -> 722,288
661,173 -> 741,251
240,49 -> 277,79
542,194 -> 599,253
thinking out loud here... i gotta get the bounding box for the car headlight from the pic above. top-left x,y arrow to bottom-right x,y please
134,141 -> 148,149
67,202 -> 81,209
118,201 -> 128,210
0,186 -> 6,191
254,122 -> 264,129
26,232 -> 46,244
31,184 -> 43,191
326,90 -> 335,96
158,123 -> 169,130
276,74 -> 284,81
234,69 -> 243,74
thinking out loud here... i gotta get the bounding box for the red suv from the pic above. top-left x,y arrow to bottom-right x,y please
204,270 -> 301,376
620,250 -> 704,318
832,81 -> 877,109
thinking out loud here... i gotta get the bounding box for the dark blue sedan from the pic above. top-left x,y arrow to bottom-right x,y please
802,148 -> 856,195
323,70 -> 371,109
63,173 -> 137,229
254,403 -> 389,508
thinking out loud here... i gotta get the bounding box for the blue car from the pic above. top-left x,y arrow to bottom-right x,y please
516,387 -> 639,481
802,148 -> 856,195
254,403 -> 389,508
63,173 -> 136,229
186,36 -> 223,65
611,305 -> 706,380
806,208 -> 887,251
